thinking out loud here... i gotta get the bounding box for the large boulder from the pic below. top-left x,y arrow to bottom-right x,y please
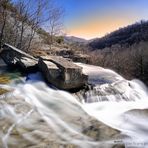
71,54 -> 90,64
38,56 -> 88,90
38,58 -> 60,82
0,44 -> 38,71
16,57 -> 38,72
0,44 -> 88,90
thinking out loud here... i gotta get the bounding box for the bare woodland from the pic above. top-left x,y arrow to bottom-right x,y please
88,41 -> 148,84
0,0 -> 63,51
86,21 -> 148,84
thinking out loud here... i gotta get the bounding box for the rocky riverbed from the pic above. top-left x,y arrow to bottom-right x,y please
0,78 -> 124,148
1,57 -> 148,148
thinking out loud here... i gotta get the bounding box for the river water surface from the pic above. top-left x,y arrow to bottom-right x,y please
0,61 -> 148,148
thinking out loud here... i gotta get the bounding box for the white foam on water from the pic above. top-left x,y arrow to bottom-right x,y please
0,63 -> 148,148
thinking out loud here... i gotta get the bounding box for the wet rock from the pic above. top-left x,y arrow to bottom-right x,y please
16,57 -> 38,72
0,43 -> 38,71
38,57 -> 60,83
71,54 -> 90,64
38,56 -> 88,90
0,44 -> 88,90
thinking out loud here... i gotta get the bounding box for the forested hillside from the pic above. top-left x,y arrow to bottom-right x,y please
89,21 -> 148,50
86,21 -> 148,85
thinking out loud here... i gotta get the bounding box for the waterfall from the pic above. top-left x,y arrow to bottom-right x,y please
0,63 -> 148,148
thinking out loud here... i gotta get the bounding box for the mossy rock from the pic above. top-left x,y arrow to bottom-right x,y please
0,75 -> 10,84
0,71 -> 22,84
0,88 -> 9,95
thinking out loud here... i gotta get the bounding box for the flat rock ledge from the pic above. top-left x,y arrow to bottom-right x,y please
0,44 -> 88,90
39,56 -> 88,90
0,44 -> 38,72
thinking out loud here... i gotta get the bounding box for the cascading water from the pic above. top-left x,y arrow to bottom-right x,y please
0,63 -> 148,148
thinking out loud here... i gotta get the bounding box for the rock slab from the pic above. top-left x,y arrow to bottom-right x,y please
0,44 -> 88,90
0,44 -> 38,71
39,56 -> 88,90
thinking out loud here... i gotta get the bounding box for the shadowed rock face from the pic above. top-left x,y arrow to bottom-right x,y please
16,57 -> 38,72
38,56 -> 88,90
0,44 -> 38,71
71,54 -> 90,64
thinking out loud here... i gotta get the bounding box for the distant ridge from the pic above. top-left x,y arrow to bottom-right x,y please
89,20 -> 148,50
64,36 -> 88,43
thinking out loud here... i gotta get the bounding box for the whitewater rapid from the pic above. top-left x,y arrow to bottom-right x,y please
0,63 -> 148,148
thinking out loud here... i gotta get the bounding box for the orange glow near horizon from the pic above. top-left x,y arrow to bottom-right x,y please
56,0 -> 148,39
67,14 -> 139,39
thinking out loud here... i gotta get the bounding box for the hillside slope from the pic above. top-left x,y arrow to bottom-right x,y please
64,36 -> 88,44
89,21 -> 148,50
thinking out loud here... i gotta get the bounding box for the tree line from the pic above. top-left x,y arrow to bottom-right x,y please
87,41 -> 148,85
89,20 -> 148,50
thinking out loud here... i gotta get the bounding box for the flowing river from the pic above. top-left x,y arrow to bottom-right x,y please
0,61 -> 148,148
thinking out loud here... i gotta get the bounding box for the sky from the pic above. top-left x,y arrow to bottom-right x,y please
55,0 -> 148,39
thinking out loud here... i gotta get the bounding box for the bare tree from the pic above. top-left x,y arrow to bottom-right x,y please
14,0 -> 31,50
47,6 -> 64,49
25,0 -> 50,51
0,0 -> 64,51
0,0 -> 11,48
13,0 -> 59,51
